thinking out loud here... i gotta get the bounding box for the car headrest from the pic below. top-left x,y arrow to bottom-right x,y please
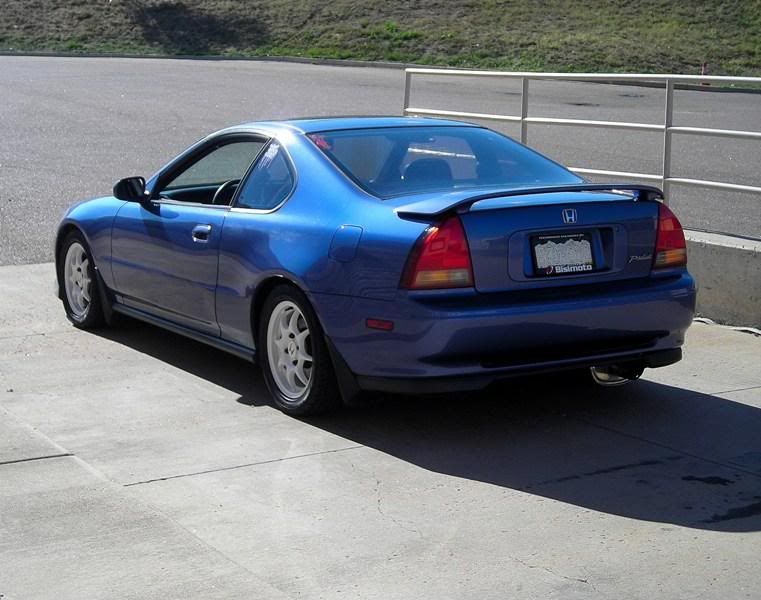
404,158 -> 453,186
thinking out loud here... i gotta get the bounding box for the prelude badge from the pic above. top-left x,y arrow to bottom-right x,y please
562,208 -> 577,224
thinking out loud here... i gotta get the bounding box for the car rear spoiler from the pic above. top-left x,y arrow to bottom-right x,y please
395,183 -> 664,220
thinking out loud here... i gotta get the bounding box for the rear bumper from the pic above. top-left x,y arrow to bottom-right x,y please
355,348 -> 682,394
312,272 -> 696,389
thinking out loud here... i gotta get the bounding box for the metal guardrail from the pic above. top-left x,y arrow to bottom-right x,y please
402,69 -> 761,203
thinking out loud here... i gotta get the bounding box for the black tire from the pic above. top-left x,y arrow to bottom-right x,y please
257,284 -> 342,416
58,230 -> 106,329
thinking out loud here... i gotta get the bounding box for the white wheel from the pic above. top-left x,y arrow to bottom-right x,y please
259,285 -> 341,415
58,231 -> 105,329
63,241 -> 92,321
266,300 -> 314,402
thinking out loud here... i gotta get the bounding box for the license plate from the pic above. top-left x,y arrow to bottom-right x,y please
532,232 -> 595,276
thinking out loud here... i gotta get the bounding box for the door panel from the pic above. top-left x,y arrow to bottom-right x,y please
108,135 -> 265,335
111,201 -> 227,335
215,140 -> 301,348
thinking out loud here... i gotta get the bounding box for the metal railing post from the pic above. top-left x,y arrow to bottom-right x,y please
400,68 -> 761,203
403,70 -> 412,115
520,77 -> 529,144
662,79 -> 675,203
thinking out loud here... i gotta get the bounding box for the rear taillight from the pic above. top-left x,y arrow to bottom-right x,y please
653,203 -> 687,269
400,215 -> 474,289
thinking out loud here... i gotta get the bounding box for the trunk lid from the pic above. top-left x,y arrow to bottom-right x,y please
393,186 -> 661,293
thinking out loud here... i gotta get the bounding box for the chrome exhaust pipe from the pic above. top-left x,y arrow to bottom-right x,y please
590,365 -> 642,387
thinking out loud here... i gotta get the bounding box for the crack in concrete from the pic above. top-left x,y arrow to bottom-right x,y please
512,556 -> 602,595
0,452 -> 73,467
714,384 -> 761,395
123,444 -> 364,486
0,330 -> 73,342
373,476 -> 423,539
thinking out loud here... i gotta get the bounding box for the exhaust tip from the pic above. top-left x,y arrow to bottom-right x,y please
590,365 -> 642,387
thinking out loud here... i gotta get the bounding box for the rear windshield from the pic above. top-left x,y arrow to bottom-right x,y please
308,126 -> 581,198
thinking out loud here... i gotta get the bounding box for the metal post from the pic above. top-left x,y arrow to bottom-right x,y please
520,77 -> 529,144
403,71 -> 412,116
662,79 -> 674,203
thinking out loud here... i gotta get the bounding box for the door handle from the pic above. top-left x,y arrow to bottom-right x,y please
191,224 -> 212,243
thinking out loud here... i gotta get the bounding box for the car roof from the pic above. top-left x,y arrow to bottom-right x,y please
231,115 -> 479,135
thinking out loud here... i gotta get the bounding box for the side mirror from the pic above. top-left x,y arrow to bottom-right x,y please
113,176 -> 148,202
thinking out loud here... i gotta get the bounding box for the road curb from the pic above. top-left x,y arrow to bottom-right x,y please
0,50 -> 413,70
686,230 -> 761,328
2,51 -> 759,94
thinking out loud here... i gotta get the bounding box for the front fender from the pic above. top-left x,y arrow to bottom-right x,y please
54,196 -> 127,291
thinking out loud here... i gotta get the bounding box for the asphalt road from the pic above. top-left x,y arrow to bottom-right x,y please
0,55 -> 759,267
2,263 -> 760,599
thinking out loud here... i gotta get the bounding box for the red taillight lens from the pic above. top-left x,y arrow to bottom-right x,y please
400,215 -> 474,289
653,203 -> 687,269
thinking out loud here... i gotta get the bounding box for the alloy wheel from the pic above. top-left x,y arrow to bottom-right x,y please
63,241 -> 91,320
266,300 -> 314,401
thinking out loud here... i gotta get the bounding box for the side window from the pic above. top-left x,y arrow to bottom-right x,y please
235,142 -> 295,210
162,140 -> 264,194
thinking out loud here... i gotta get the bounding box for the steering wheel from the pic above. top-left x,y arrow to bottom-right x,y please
212,179 -> 240,205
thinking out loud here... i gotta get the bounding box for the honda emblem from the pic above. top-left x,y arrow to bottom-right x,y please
562,208 -> 577,224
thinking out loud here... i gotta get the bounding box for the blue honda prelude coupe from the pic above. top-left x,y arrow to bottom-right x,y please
56,117 -> 695,415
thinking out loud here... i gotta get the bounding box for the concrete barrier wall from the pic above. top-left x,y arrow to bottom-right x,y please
685,230 -> 761,328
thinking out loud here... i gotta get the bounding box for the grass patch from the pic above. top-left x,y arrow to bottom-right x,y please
1,0 -> 759,75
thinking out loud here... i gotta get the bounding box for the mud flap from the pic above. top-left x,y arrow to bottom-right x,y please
95,268 -> 115,326
324,336 -> 363,406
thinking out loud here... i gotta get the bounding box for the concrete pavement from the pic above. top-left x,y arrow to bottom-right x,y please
1,262 -> 760,599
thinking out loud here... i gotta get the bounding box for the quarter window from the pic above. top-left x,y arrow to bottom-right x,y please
236,142 -> 295,210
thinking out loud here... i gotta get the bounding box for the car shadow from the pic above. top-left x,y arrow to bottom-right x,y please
96,322 -> 761,533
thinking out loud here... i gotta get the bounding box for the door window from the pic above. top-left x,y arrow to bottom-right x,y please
159,140 -> 265,204
235,142 -> 295,210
